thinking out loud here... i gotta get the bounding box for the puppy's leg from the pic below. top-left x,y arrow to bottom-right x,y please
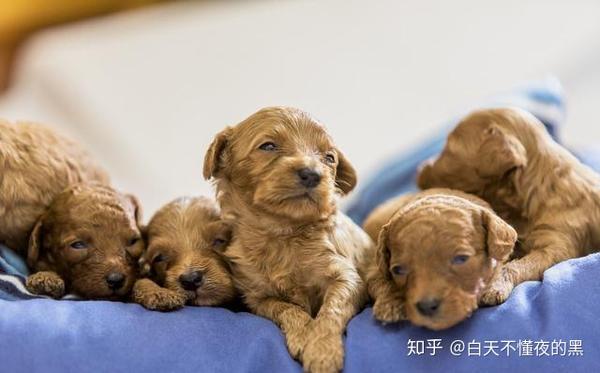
303,266 -> 365,373
26,271 -> 65,298
481,230 -> 578,305
251,297 -> 313,359
368,273 -> 406,324
132,278 -> 187,311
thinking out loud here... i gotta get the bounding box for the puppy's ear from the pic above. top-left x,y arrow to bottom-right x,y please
376,223 -> 393,281
127,194 -> 143,227
481,209 -> 517,261
476,125 -> 527,178
203,127 -> 233,180
335,149 -> 357,195
207,221 -> 233,254
27,217 -> 44,268
417,158 -> 436,189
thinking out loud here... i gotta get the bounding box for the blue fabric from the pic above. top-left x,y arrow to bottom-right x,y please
2,77 -> 598,372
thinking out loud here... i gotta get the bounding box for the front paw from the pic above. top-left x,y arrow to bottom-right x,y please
302,332 -> 345,373
480,270 -> 514,306
132,279 -> 186,311
280,310 -> 312,359
26,271 -> 65,299
372,297 -> 405,324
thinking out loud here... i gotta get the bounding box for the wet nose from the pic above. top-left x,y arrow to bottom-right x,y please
416,298 -> 441,317
179,270 -> 203,291
297,168 -> 321,188
105,272 -> 126,290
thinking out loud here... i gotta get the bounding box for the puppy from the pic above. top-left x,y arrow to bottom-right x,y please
418,107 -> 600,304
364,188 -> 517,330
25,183 -> 144,300
0,119 -> 109,253
203,107 -> 374,373
132,196 -> 236,311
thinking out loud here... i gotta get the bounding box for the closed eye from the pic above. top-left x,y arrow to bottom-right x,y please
451,254 -> 470,265
258,142 -> 277,151
390,265 -> 409,276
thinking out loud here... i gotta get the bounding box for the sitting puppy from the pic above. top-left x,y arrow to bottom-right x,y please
203,107 -> 374,373
0,119 -> 109,253
418,107 -> 600,304
25,184 -> 144,300
364,188 -> 517,330
132,196 -> 236,311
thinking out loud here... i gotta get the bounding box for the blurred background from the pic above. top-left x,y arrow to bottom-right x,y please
1,0 -> 599,216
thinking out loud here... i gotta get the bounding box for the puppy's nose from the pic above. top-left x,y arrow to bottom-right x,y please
297,168 -> 321,188
416,298 -> 441,317
179,270 -> 203,291
105,272 -> 126,290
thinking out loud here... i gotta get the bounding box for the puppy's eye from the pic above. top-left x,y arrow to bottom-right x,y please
324,153 -> 336,164
213,238 -> 227,247
451,255 -> 470,265
153,254 -> 166,264
70,241 -> 87,250
258,142 -> 277,151
390,265 -> 408,276
127,237 -> 140,246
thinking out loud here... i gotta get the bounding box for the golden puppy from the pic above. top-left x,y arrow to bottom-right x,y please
203,107 -> 374,373
364,188 -> 517,330
132,196 -> 236,311
25,184 -> 144,300
0,119 -> 109,253
418,107 -> 600,304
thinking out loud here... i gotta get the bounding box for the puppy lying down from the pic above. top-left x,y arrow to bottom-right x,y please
364,188 -> 517,330
419,107 -> 600,304
204,107 -> 374,373
133,196 -> 236,311
26,184 -> 144,300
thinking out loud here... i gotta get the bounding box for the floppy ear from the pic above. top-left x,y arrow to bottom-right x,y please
476,125 -> 527,178
27,218 -> 44,268
335,149 -> 357,195
203,127 -> 233,180
376,223 -> 393,281
481,209 -> 517,261
417,158 -> 436,189
127,194 -> 144,227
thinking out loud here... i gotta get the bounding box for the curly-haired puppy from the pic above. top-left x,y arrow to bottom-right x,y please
132,196 -> 236,311
364,188 -> 517,330
0,119 -> 109,253
203,107 -> 374,373
25,183 -> 144,300
418,107 -> 600,304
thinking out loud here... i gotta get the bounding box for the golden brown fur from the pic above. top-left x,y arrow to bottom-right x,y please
132,196 -> 236,311
203,107 -> 374,373
364,188 -> 516,330
418,107 -> 600,304
25,183 -> 144,300
0,119 -> 109,253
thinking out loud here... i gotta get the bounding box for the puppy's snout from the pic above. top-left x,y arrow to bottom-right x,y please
297,168 -> 321,188
179,270 -> 204,291
105,272 -> 126,290
416,298 -> 441,317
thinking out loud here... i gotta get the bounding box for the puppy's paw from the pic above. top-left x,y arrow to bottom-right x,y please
302,332 -> 344,373
373,298 -> 405,324
480,271 -> 514,306
132,279 -> 186,311
280,309 -> 312,359
26,271 -> 65,298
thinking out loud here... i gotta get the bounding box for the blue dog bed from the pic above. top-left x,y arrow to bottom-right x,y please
1,78 -> 598,372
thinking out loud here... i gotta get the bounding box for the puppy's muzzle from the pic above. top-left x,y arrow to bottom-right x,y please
105,272 -> 126,290
179,270 -> 204,291
416,297 -> 441,317
297,168 -> 321,188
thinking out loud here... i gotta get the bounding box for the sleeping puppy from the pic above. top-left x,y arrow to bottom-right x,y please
203,107 -> 374,373
132,196 -> 236,311
0,119 -> 109,254
364,188 -> 517,330
418,107 -> 600,304
25,183 -> 144,300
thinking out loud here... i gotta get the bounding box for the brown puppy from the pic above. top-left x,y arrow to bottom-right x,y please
203,107 -> 374,373
0,119 -> 109,253
132,196 -> 236,311
418,107 -> 600,304
364,188 -> 517,330
25,183 -> 144,300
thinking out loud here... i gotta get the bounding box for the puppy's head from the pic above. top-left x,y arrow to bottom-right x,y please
139,197 -> 236,306
203,107 -> 357,222
418,108 -> 532,194
376,195 -> 516,330
27,184 -> 144,300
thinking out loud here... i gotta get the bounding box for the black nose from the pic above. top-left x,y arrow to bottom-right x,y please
179,270 -> 203,291
105,272 -> 126,290
416,298 -> 441,317
297,168 -> 321,188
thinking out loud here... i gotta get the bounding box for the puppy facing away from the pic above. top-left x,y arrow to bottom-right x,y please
25,184 -> 144,300
203,107 -> 374,373
418,107 -> 600,304
132,196 -> 236,311
0,119 -> 109,253
364,188 -> 517,330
